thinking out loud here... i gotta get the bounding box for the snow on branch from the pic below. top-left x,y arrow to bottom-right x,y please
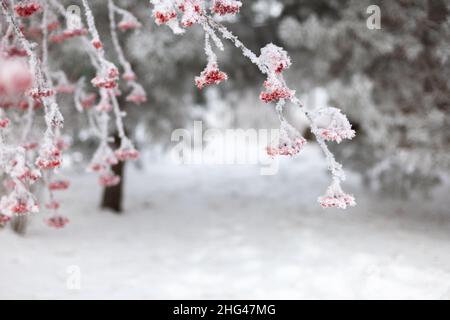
149,0 -> 356,209
0,0 -> 69,225
0,0 -> 145,228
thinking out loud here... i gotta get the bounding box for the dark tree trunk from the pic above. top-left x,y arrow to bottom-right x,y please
101,160 -> 125,213
101,132 -> 125,213
11,215 -> 27,235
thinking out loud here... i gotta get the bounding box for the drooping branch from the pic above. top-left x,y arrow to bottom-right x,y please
150,0 -> 356,209
0,0 -> 143,228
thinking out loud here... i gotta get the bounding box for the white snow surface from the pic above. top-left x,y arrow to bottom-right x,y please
1,145 -> 450,299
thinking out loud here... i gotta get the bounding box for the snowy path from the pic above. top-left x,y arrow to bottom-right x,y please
1,146 -> 450,299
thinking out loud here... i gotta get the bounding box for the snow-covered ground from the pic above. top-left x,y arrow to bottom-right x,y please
1,145 -> 450,299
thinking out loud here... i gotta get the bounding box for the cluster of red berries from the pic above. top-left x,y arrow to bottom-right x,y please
266,137 -> 306,157
126,85 -> 147,105
266,122 -> 307,157
35,144 -> 62,170
154,11 -> 177,25
195,64 -> 228,89
211,0 -> 242,16
50,28 -> 88,44
48,180 -> 70,191
92,65 -> 119,89
115,148 -> 140,161
29,88 -> 55,100
14,1 -> 41,17
17,168 -> 41,184
11,201 -> 33,214
318,193 -> 356,209
0,117 -> 10,129
92,39 -> 103,50
98,173 -> 121,187
259,85 -> 294,103
45,215 -> 69,229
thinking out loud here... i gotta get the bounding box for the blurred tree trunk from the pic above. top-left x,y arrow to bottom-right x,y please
11,216 -> 27,235
101,132 -> 125,213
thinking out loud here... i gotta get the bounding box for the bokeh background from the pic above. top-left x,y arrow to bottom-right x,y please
1,0 -> 450,299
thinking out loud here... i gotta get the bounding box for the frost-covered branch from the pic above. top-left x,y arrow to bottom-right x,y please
0,0 -> 67,225
150,0 -> 356,209
0,0 -> 144,228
